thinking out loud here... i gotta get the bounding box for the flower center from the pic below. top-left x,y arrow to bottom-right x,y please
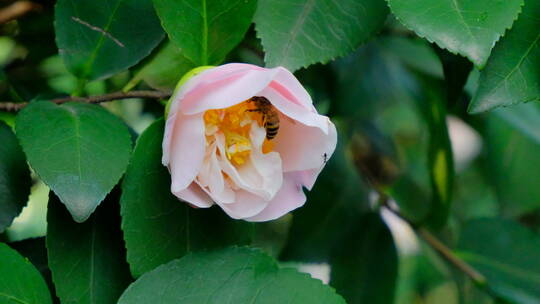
203,99 -> 275,166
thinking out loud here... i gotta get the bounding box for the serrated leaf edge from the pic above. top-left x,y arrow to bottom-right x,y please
253,5 -> 388,72
385,0 -> 525,69
15,101 -> 132,223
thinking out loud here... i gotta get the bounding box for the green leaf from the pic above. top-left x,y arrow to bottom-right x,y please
484,105 -> 540,217
469,0 -> 540,113
378,37 -> 443,78
255,0 -> 388,71
128,41 -> 195,92
330,213 -> 398,304
493,103 -> 540,145
9,237 -> 55,295
387,0 -> 524,67
47,192 -> 131,304
153,0 -> 257,66
15,101 -> 132,222
457,218 -> 540,303
279,126 -> 369,262
118,247 -> 346,303
120,119 -> 253,277
0,242 -> 52,304
0,122 -> 31,232
55,0 -> 164,81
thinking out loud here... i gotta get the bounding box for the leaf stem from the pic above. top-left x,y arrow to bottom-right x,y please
0,90 -> 171,111
72,79 -> 88,97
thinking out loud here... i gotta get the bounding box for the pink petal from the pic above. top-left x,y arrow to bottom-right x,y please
172,183 -> 213,208
180,68 -> 280,115
271,67 -> 316,110
245,172 -> 307,222
296,168 -> 323,191
217,189 -> 269,219
272,113 -> 337,173
165,112 -> 206,193
167,64 -> 257,117
257,86 -> 329,133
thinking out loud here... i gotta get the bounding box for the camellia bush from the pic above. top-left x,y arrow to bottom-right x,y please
1,0 -> 540,303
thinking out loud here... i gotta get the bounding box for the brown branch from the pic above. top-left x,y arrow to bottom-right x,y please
417,227 -> 486,285
378,194 -> 486,286
0,90 -> 171,111
0,1 -> 40,24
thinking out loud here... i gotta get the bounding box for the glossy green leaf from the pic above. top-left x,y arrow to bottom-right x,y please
0,122 -> 31,232
55,0 -> 164,81
153,0 -> 257,66
47,192 -> 131,304
15,101 -> 132,222
469,0 -> 540,113
280,126 -> 369,262
128,41 -> 195,92
120,119 -> 253,277
255,0 -> 388,71
457,218 -> 540,303
0,242 -> 52,304
387,0 -> 524,67
9,237 -> 55,297
330,213 -> 398,304
118,247 -> 346,303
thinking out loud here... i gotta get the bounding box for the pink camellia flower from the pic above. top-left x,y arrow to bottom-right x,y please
162,63 -> 337,222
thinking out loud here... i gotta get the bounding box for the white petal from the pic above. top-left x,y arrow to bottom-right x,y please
172,183 -> 214,208
196,142 -> 235,205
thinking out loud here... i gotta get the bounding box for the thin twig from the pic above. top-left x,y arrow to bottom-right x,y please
417,227 -> 486,285
0,1 -> 40,24
378,193 -> 486,286
0,90 -> 171,111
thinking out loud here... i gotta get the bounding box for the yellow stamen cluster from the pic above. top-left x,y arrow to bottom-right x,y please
203,100 -> 274,166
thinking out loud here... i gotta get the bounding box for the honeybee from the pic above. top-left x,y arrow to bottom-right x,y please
246,96 -> 280,140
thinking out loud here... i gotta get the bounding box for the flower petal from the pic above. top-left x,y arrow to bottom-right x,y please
164,112 -> 206,193
271,67 -> 315,109
272,114 -> 337,173
217,189 -> 269,219
257,86 -> 329,133
172,183 -> 214,208
196,142 -> 235,204
245,172 -> 307,222
167,64 -> 257,117
296,168 -> 323,191
215,130 -> 282,200
180,67 -> 280,115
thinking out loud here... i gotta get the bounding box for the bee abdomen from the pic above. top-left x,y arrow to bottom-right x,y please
264,123 -> 279,140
